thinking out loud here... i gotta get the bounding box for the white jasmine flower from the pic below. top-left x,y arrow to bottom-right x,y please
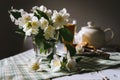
23,22 -> 31,31
39,17 -> 49,30
24,28 -> 32,36
59,8 -> 70,19
52,10 -> 65,29
66,53 -> 77,72
46,9 -> 52,17
39,5 -> 47,12
15,18 -> 24,27
22,13 -> 33,22
19,13 -> 40,36
30,62 -> 39,71
44,25 -> 55,40
32,16 -> 39,22
52,8 -> 70,29
31,21 -> 40,29
50,54 -> 62,72
19,9 -> 27,16
39,5 -> 52,17
32,5 -> 52,17
31,28 -> 39,35
31,6 -> 39,11
25,28 -> 39,36
16,13 -> 34,27
10,14 -> 16,22
31,16 -> 40,29
23,21 -> 39,36
29,58 -> 42,71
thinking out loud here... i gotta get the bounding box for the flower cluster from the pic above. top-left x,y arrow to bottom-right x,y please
9,5 -> 70,40
50,52 -> 77,72
29,52 -> 77,72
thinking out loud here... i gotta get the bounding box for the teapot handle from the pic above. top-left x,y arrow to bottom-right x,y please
104,28 -> 114,42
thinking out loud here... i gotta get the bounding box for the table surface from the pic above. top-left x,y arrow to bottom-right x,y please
0,49 -> 120,80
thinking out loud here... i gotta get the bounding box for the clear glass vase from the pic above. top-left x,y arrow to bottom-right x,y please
32,31 -> 59,61
32,41 -> 57,61
33,42 -> 52,59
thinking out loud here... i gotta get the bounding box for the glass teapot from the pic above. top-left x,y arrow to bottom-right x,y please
77,21 -> 114,48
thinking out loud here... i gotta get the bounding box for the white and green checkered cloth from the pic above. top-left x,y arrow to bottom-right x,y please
0,49 -> 74,80
0,49 -> 120,80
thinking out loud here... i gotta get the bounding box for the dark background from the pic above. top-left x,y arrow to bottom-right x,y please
0,0 -> 120,59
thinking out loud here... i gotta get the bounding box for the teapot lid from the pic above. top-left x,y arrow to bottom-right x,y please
87,21 -> 95,27
82,21 -> 100,29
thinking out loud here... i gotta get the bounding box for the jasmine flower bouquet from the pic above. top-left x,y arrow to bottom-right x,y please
9,5 -> 77,72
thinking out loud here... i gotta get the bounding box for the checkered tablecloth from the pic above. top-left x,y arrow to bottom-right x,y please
0,49 -> 74,80
0,49 -> 120,80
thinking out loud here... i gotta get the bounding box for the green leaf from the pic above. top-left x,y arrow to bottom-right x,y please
15,28 -> 25,36
36,9 -> 49,21
65,44 -> 76,56
34,12 -> 40,19
59,27 -> 73,42
40,47 -> 44,54
47,52 -> 54,63
44,41 -> 52,49
9,11 -> 21,19
34,28 -> 44,46
61,57 -> 68,71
